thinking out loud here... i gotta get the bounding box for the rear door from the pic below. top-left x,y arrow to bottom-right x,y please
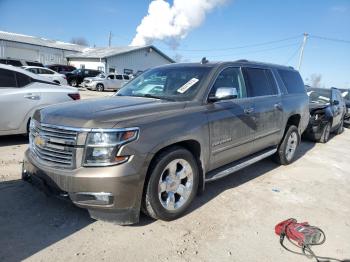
242,67 -> 283,152
207,67 -> 256,170
331,89 -> 344,127
0,69 -> 40,132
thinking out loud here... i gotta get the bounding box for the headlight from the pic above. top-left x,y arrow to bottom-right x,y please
83,128 -> 139,167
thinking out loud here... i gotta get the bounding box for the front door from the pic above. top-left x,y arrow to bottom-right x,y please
207,67 -> 256,170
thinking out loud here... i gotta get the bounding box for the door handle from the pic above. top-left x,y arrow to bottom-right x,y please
24,93 -> 40,100
274,103 -> 283,110
244,108 -> 254,114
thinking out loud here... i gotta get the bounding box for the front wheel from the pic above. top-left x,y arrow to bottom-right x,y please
70,79 -> 78,87
96,84 -> 104,92
273,125 -> 300,165
142,146 -> 199,221
334,119 -> 344,135
319,122 -> 331,143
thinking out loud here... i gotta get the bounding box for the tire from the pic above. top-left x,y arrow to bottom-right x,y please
142,146 -> 199,221
319,122 -> 331,143
96,84 -> 104,92
334,119 -> 344,135
70,79 -> 78,87
273,125 -> 300,165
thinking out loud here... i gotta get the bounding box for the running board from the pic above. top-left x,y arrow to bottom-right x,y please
205,147 -> 277,182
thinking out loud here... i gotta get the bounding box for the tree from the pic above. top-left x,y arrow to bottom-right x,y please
70,37 -> 89,46
305,74 -> 323,88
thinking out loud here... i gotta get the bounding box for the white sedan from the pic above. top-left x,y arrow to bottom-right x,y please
0,64 -> 80,136
22,66 -> 68,85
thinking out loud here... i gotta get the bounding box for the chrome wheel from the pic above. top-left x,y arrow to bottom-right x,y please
158,159 -> 194,211
285,131 -> 298,161
96,84 -> 104,92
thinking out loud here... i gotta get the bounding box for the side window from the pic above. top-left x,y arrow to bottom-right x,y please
0,68 -> 17,88
243,68 -> 278,97
210,67 -> 247,99
40,68 -> 54,74
123,74 -> 130,80
116,75 -> 123,80
28,68 -> 38,74
16,72 -> 31,87
107,75 -> 115,79
278,69 -> 305,94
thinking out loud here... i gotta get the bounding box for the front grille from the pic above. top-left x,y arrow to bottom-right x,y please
29,120 -> 78,168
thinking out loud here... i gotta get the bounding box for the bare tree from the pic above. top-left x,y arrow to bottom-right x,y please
306,74 -> 323,88
70,37 -> 89,46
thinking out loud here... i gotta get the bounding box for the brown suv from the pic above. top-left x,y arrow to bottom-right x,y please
22,61 -> 309,224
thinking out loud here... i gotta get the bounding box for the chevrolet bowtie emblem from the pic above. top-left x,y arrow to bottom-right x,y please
34,136 -> 46,147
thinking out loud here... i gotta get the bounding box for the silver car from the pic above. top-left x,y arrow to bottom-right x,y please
0,64 -> 80,136
83,73 -> 130,92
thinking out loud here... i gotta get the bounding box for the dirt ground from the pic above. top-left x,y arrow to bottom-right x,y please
0,90 -> 349,262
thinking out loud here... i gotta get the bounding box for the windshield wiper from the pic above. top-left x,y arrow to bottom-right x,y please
142,94 -> 174,101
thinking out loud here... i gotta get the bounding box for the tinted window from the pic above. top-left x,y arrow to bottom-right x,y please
26,61 -> 44,67
123,74 -> 130,80
0,59 -> 6,65
210,67 -> 247,99
243,68 -> 277,97
278,69 -> 305,94
6,60 -> 23,67
16,72 -> 31,87
0,68 -> 17,87
28,68 -> 38,74
91,71 -> 100,77
107,75 -> 115,79
39,68 -> 54,74
116,75 -> 123,80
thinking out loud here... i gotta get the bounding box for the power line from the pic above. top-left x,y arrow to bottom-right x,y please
166,35 -> 302,52
285,42 -> 303,65
309,35 -> 350,44
187,42 -> 300,59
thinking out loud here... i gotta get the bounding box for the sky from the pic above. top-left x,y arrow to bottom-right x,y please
0,0 -> 349,88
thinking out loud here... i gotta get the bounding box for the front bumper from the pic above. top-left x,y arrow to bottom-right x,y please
303,119 -> 327,141
83,82 -> 97,90
23,149 -> 146,224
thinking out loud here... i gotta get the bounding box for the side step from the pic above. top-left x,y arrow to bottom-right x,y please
205,147 -> 277,182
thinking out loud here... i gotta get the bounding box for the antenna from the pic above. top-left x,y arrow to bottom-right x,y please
201,57 -> 209,64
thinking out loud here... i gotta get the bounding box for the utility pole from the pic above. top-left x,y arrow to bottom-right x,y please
298,33 -> 309,71
108,31 -> 112,47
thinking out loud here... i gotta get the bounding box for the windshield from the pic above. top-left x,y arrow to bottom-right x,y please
97,73 -> 106,78
116,66 -> 211,101
307,88 -> 331,104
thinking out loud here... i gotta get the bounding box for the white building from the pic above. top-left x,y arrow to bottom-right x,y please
0,31 -> 174,73
66,46 -> 174,75
0,31 -> 85,65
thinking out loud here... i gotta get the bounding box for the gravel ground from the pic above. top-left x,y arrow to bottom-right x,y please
0,90 -> 349,262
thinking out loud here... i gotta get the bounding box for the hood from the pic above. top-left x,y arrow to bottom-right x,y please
34,96 -> 186,129
309,102 -> 328,113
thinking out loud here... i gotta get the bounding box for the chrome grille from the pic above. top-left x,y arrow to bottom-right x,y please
29,120 -> 78,168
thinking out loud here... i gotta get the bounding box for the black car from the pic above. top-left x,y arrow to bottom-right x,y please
0,58 -> 44,67
65,69 -> 102,87
46,64 -> 76,74
337,88 -> 350,125
304,87 -> 346,143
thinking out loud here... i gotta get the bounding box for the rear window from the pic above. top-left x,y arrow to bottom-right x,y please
123,74 -> 130,80
6,60 -> 23,67
278,69 -> 305,94
26,61 -> 44,67
243,68 -> 278,97
116,75 -> 123,80
0,68 -> 17,87
16,72 -> 31,87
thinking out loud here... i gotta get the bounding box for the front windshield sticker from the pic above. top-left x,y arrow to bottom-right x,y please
177,78 -> 199,94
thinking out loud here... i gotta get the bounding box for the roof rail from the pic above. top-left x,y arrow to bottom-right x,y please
235,59 -> 249,63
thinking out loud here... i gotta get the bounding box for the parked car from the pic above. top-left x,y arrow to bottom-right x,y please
304,87 -> 346,143
22,61 -> 309,224
65,69 -> 102,87
0,58 -> 44,67
22,66 -> 68,85
0,64 -> 80,136
338,88 -> 350,125
84,73 -> 130,91
46,64 -> 76,74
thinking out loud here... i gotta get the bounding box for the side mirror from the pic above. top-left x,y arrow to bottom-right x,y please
333,100 -> 339,105
209,87 -> 238,102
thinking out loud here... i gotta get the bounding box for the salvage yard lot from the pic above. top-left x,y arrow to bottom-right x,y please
0,90 -> 350,262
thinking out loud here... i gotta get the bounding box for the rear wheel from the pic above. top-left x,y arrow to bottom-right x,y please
319,122 -> 331,143
142,146 -> 199,221
96,83 -> 104,92
273,125 -> 300,165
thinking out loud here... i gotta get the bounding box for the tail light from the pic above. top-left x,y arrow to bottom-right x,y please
68,93 -> 80,100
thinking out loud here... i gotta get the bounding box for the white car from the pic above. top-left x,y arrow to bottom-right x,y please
83,73 -> 130,91
0,64 -> 80,136
22,66 -> 68,85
